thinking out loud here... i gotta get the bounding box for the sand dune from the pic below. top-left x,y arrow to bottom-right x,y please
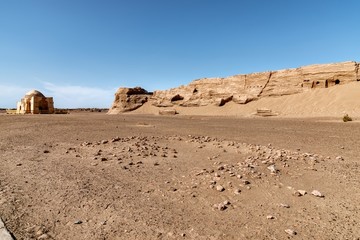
134,82 -> 360,118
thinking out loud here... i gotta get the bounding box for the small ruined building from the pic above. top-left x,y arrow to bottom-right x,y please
16,90 -> 54,114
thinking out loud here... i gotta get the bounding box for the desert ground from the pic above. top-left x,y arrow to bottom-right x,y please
0,113 -> 359,239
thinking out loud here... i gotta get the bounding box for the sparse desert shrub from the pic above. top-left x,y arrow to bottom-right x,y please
343,114 -> 352,122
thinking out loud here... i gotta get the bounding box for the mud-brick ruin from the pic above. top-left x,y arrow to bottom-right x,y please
16,90 -> 54,114
108,61 -> 360,114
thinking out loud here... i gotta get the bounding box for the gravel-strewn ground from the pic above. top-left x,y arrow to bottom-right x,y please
0,113 -> 359,239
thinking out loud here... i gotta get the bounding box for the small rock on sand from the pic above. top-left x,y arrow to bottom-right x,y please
280,203 -> 290,208
294,190 -> 307,196
216,185 -> 225,192
285,229 -> 297,236
311,190 -> 324,198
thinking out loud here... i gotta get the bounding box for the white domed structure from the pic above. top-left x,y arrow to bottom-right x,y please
16,90 -> 54,114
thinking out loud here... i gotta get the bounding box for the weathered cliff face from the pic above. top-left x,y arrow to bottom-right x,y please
108,87 -> 151,114
109,61 -> 360,113
151,61 -> 358,107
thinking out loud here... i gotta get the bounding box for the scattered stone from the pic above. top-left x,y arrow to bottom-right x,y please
335,156 -> 344,161
210,180 -> 216,185
285,229 -> 297,236
311,190 -> 324,198
217,203 -> 227,211
216,185 -> 225,192
294,190 -> 307,196
217,166 -> 225,170
101,140 -> 108,144
234,189 -> 241,195
266,215 -> 275,219
43,150 -> 50,153
74,220 -> 83,224
280,203 -> 290,208
223,200 -> 231,205
101,157 -> 107,161
242,180 -> 250,185
267,164 -> 277,173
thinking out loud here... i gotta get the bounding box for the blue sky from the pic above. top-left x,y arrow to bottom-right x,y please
1,0 -> 360,108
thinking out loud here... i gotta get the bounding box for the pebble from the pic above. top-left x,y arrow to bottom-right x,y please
266,215 -> 274,219
234,189 -> 241,195
280,203 -> 290,208
311,190 -> 324,198
217,203 -> 227,211
294,190 -> 307,196
74,220 -> 83,224
267,165 -> 277,173
223,200 -> 231,205
285,229 -> 297,236
242,180 -> 250,185
336,156 -> 344,161
216,185 -> 225,192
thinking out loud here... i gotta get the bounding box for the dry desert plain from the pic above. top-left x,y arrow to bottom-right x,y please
0,113 -> 360,239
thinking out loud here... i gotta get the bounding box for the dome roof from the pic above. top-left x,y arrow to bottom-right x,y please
24,90 -> 45,98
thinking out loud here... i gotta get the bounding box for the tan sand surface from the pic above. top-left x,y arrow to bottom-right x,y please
0,114 -> 359,239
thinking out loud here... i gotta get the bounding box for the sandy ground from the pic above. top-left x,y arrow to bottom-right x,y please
0,113 -> 360,239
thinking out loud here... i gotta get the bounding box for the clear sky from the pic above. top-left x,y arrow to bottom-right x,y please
1,0 -> 359,108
